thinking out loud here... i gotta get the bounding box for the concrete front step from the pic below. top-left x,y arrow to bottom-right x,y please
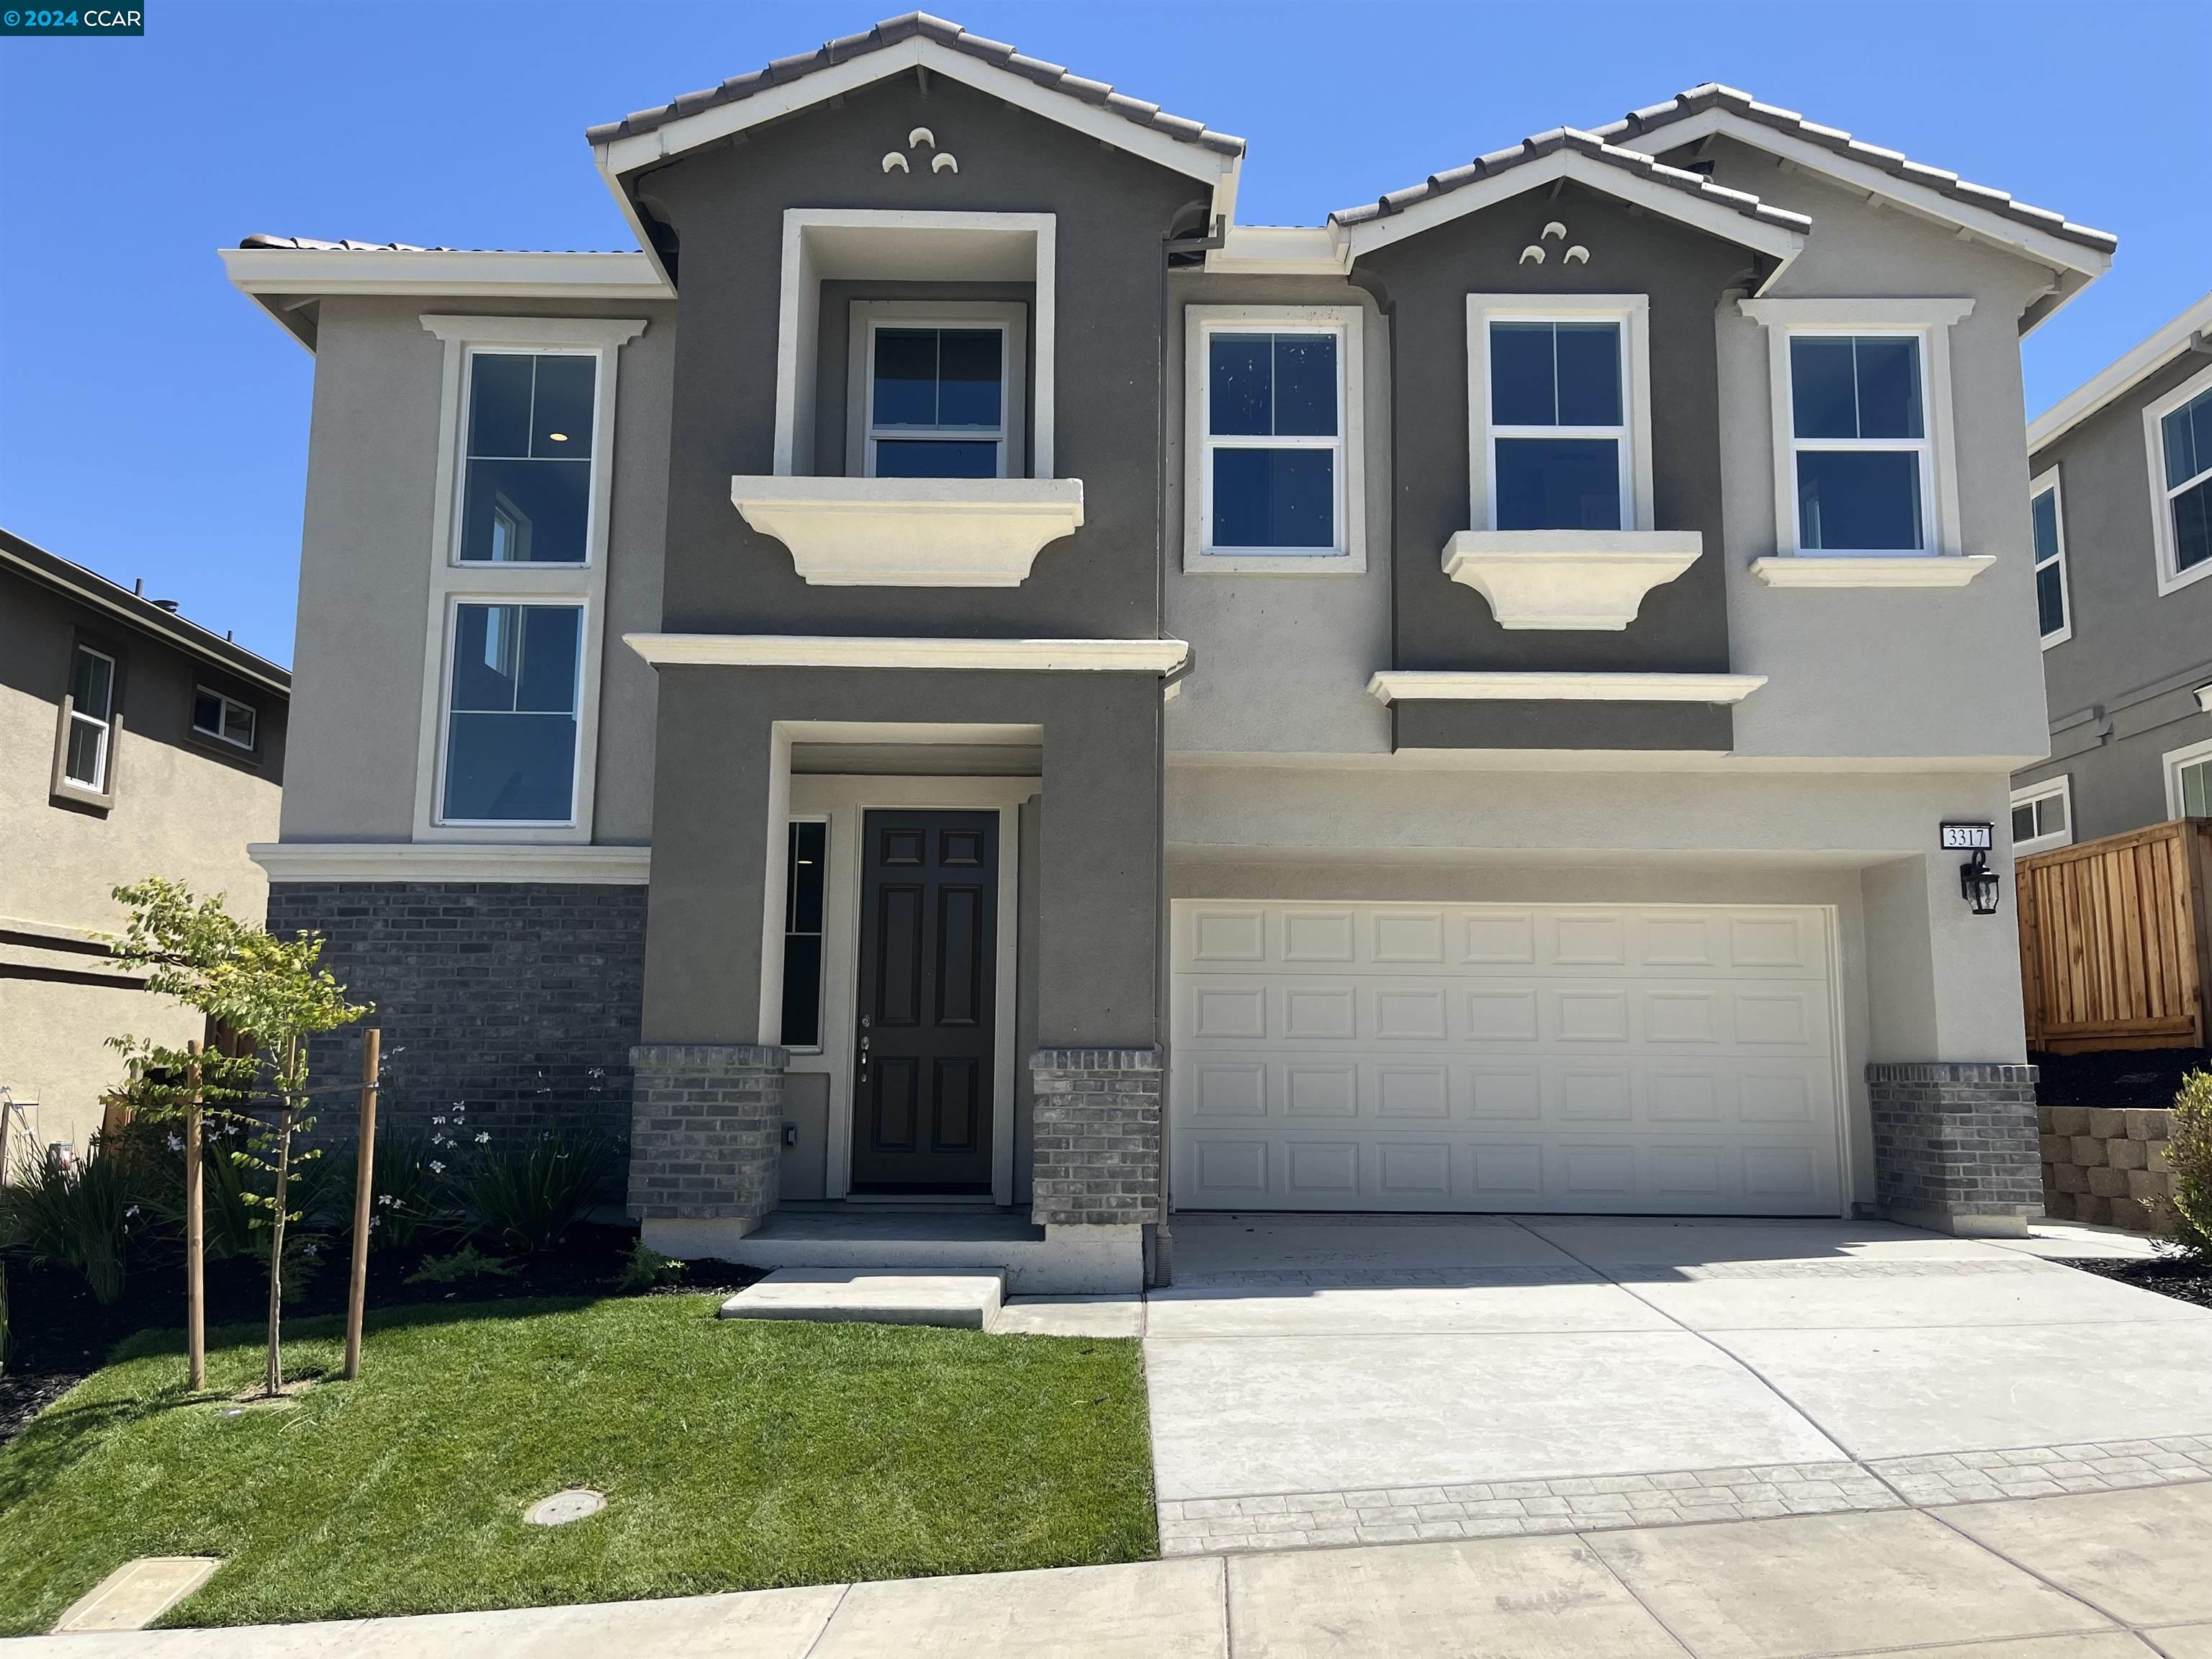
718,1268 -> 1005,1330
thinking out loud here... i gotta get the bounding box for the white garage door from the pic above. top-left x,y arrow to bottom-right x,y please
1172,902 -> 1843,1215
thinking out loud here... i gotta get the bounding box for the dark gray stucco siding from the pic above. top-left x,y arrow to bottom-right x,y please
642,667 -> 1163,1052
640,70 -> 1205,639
1395,699 -> 1731,751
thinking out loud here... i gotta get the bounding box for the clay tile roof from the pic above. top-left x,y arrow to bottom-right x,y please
1591,84 -> 2116,253
583,12 -> 1244,160
236,235 -> 637,256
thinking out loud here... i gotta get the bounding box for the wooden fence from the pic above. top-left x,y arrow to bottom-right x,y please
2017,817 -> 2212,1053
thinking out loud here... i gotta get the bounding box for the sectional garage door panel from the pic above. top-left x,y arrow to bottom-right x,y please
1171,903 -> 1842,1215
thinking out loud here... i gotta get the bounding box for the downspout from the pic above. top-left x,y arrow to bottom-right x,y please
1148,211 -> 1225,1288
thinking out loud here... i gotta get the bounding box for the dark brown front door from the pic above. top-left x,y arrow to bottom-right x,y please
851,810 -> 998,1193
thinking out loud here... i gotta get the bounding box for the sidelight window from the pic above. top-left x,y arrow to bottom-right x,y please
781,819 -> 828,1050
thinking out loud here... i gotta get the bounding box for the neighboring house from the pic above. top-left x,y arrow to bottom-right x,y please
2011,294 -> 2212,854
226,16 -> 2116,1288
0,529 -> 289,1163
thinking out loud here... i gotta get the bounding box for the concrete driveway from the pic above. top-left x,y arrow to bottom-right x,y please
1144,1214 -> 2212,1556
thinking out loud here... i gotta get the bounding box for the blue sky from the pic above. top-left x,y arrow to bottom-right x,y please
1,0 -> 2204,667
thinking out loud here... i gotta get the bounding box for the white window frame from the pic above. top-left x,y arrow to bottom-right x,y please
2009,775 -> 2074,855
415,315 -> 645,843
1466,295 -> 1653,535
844,301 -> 1027,480
191,685 -> 258,751
1740,297 -> 1972,561
2030,466 -> 2072,648
56,644 -> 118,799
1183,303 -> 1366,572
2165,735 -> 2212,820
781,814 -> 831,1054
2144,359 -> 2212,598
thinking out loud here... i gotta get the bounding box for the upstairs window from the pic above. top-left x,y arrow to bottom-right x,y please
63,645 -> 117,792
1202,328 -> 1344,552
2169,737 -> 2212,820
2030,469 -> 2069,646
867,325 -> 1008,479
1488,320 -> 1627,531
439,602 -> 582,825
1789,334 -> 1930,553
2157,383 -> 2212,583
192,687 -> 257,751
458,351 -> 596,564
2010,778 -> 2072,855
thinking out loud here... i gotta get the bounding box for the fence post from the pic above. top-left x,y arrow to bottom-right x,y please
343,1028 -> 380,1381
185,1038 -> 205,1392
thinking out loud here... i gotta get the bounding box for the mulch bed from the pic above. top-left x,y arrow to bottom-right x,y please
2033,1046 -> 2209,1110
0,1223 -> 762,1447
2061,1254 -> 2212,1310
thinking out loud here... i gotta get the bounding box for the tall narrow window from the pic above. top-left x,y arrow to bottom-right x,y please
781,820 -> 828,1048
1789,335 -> 1930,552
2158,385 -> 2212,579
2031,471 -> 2069,644
1488,320 -> 1626,531
457,352 -> 595,564
868,326 -> 1007,479
1203,329 -> 1342,552
440,603 -> 582,824
63,646 -> 116,791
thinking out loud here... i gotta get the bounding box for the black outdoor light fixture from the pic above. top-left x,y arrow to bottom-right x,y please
1942,822 -> 2001,916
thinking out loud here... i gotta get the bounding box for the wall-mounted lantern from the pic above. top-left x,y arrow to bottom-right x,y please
1942,822 -> 2000,915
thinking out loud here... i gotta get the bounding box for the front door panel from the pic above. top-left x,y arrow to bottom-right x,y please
852,810 -> 998,1192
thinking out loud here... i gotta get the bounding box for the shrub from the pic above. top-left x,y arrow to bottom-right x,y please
0,1142 -> 142,1304
404,1244 -> 516,1285
2167,1068 -> 2212,1258
449,1133 -> 612,1256
619,1237 -> 685,1292
0,1260 -> 9,1377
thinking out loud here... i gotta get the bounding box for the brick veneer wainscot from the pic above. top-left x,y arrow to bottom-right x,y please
1867,1061 -> 2044,1223
627,1043 -> 787,1227
1030,1047 -> 1162,1226
265,882 -> 645,1150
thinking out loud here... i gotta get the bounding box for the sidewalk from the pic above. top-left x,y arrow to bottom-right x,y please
12,1477 -> 2210,1658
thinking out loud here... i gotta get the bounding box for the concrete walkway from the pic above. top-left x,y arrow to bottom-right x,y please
12,1478 -> 2212,1656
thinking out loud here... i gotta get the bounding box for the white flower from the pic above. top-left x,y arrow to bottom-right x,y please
166,1134 -> 183,1151
429,1160 -> 445,1174
368,1215 -> 380,1231
377,1194 -> 395,1207
475,1131 -> 489,1144
126,1204 -> 140,1218
432,1117 -> 446,1127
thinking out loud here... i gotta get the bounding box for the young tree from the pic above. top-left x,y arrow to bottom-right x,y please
107,878 -> 369,1395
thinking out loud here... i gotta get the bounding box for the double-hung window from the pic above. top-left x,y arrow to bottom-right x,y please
866,323 -> 1010,479
192,686 -> 257,751
1788,334 -> 1932,554
2030,469 -> 2070,645
2168,737 -> 2212,820
2010,778 -> 2072,855
62,645 -> 117,793
1195,315 -> 1356,560
440,603 -> 583,824
2149,374 -> 2212,592
1488,320 -> 1628,531
458,352 -> 596,564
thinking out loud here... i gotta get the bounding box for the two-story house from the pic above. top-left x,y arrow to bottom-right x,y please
1,528 -> 289,1162
2010,293 -> 2212,855
228,16 -> 2114,1290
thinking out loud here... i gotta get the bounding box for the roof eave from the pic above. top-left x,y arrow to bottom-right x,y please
2029,292 -> 2212,454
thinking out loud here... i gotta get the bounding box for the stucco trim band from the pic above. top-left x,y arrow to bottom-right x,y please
1750,555 -> 1997,588
625,634 -> 1191,673
251,842 -> 651,884
1367,671 -> 1766,704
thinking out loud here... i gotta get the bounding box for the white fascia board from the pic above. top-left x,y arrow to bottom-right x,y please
1609,108 -> 2113,284
1337,150 -> 1807,269
1205,224 -> 1348,276
626,633 -> 1191,673
2029,292 -> 2212,455
1367,670 -> 1767,704
249,842 -> 651,884
220,246 -> 670,300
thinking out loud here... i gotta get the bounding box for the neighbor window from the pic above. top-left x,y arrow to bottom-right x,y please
1789,334 -> 1930,553
1202,328 -> 1344,552
2168,738 -> 2212,820
457,351 -> 596,564
2155,383 -> 2212,584
781,820 -> 828,1049
1488,320 -> 1627,531
192,687 -> 256,751
866,325 -> 1008,479
2031,470 -> 2069,644
2010,778 -> 2072,854
439,603 -> 582,824
62,645 -> 117,792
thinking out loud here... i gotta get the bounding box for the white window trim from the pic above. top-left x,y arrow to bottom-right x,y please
414,315 -> 644,843
2030,467 -> 2072,648
2165,735 -> 2212,820
1467,294 -> 1653,534
55,644 -> 119,801
191,685 -> 258,751
1740,297 -> 1973,562
1182,303 -> 1366,573
2144,359 -> 2212,598
843,300 -> 1027,480
2010,775 -> 2074,855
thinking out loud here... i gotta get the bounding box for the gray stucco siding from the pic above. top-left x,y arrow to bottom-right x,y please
1393,698 -> 1732,752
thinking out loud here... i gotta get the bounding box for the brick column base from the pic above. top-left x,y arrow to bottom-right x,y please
1030,1047 -> 1162,1228
628,1043 -> 787,1233
1867,1061 -> 2043,1237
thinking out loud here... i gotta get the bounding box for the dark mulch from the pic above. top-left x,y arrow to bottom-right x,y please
0,1223 -> 762,1447
2033,1046 -> 2210,1110
2061,1254 -> 2212,1310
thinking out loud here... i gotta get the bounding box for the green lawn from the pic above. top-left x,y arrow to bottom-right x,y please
0,1295 -> 1157,1633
